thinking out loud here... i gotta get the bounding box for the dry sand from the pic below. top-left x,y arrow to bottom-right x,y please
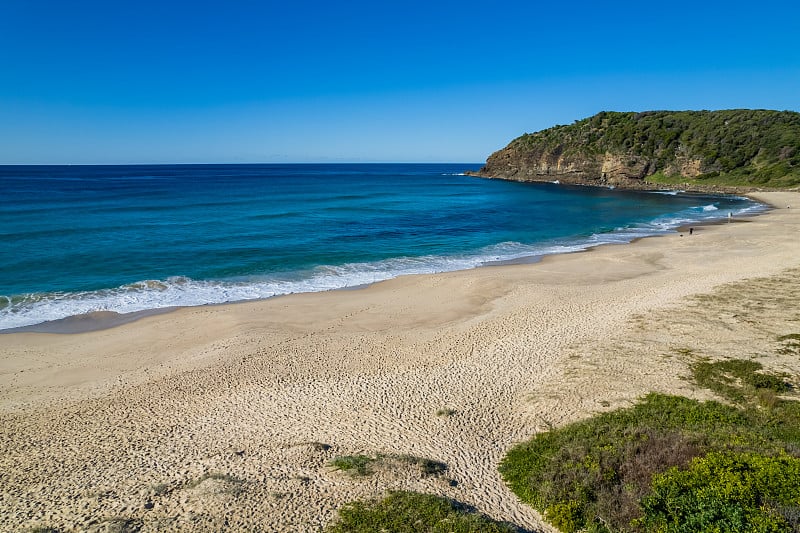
1,192 -> 798,532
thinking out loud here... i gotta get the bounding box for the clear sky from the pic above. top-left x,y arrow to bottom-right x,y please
1,0 -> 798,164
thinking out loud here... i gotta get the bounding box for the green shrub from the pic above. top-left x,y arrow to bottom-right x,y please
545,500 -> 584,533
640,452 -> 800,532
749,372 -> 791,393
500,394 -> 750,532
326,491 -> 516,533
501,386 -> 800,532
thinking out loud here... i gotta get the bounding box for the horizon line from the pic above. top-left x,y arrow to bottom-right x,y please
0,161 -> 485,167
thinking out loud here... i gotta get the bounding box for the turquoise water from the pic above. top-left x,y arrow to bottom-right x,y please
0,163 -> 764,330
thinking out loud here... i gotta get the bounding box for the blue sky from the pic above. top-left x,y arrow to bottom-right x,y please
1,0 -> 798,164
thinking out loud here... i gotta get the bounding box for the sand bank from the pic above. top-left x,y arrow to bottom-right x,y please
1,192 -> 798,532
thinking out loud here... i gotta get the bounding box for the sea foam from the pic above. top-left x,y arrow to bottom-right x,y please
0,200 -> 766,331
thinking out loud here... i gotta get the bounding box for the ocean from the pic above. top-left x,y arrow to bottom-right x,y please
0,163 -> 765,331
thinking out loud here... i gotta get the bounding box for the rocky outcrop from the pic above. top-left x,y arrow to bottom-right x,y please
469,110 -> 800,190
472,148 -> 659,189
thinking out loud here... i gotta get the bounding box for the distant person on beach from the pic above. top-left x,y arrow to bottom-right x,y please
689,227 -> 693,235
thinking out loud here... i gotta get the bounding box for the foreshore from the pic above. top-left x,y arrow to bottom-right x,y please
1,191 -> 798,532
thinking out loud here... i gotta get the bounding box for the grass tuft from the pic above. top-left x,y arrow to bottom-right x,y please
99,518 -> 143,533
692,358 -> 790,403
151,483 -> 170,496
329,453 -> 448,478
183,472 -> 246,497
397,455 -> 448,477
329,455 -> 375,476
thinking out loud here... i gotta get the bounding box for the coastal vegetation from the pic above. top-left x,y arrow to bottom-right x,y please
477,110 -> 800,189
326,350 -> 800,533
499,356 -> 800,532
325,355 -> 800,532
329,453 -> 448,478
325,491 -> 517,532
321,266 -> 800,532
325,455 -> 517,532
323,298 -> 800,533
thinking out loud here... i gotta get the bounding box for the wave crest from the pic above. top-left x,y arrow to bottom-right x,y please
0,201 -> 767,331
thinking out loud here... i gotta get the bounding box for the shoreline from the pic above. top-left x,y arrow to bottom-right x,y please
1,191 -> 797,532
2,191 -> 771,336
466,169 -> 799,196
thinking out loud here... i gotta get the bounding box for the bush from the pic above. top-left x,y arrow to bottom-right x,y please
640,452 -> 800,532
500,394 -> 751,532
500,349 -> 800,532
545,500 -> 584,532
326,491 -> 517,533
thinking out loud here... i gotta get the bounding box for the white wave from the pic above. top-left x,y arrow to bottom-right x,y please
0,239 -> 623,330
441,172 -> 467,176
733,203 -> 769,216
700,204 -> 719,212
0,200 -> 770,331
0,231 -> 663,331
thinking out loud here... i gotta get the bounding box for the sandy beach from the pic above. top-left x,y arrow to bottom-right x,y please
1,191 -> 798,532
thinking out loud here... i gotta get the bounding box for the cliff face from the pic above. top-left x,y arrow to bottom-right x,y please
481,148 -> 656,188
473,110 -> 800,190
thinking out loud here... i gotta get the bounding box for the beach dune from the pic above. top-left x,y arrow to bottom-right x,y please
0,192 -> 798,532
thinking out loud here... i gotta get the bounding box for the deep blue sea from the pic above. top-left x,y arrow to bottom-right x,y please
0,163 -> 765,331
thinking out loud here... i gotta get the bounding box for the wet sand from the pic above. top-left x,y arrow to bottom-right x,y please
0,192 -> 798,532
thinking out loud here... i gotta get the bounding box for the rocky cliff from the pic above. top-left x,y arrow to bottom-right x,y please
471,110 -> 800,190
